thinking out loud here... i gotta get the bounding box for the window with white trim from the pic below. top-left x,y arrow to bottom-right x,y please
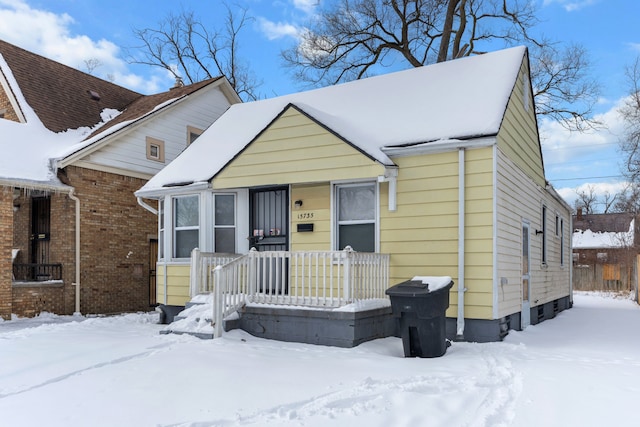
335,182 -> 376,252
173,195 -> 199,258
214,194 -> 236,253
159,199 -> 165,260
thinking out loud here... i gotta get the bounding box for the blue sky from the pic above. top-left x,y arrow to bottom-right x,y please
1,0 -> 639,210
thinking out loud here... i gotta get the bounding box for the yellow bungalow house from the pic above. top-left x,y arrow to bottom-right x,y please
135,46 -> 572,345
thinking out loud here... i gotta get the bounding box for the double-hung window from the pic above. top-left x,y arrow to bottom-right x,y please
173,195 -> 199,258
214,194 -> 236,253
336,182 -> 377,252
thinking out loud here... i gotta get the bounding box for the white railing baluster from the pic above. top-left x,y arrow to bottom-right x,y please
195,248 -> 390,337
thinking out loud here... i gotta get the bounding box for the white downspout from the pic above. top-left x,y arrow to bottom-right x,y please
137,196 -> 158,215
68,189 -> 81,314
457,148 -> 466,339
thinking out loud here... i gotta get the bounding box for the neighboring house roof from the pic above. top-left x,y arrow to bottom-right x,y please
138,46 -> 527,193
0,39 -> 141,133
0,39 -> 233,190
572,212 -> 636,249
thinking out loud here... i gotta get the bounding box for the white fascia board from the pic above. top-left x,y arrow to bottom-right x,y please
134,181 -> 211,199
382,136 -> 497,158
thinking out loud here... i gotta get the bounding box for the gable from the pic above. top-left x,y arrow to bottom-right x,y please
61,85 -> 235,180
213,106 -> 388,189
496,53 -> 546,187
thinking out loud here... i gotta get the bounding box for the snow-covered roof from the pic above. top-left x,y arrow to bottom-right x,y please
138,46 -> 527,194
0,40 -> 228,190
573,219 -> 635,249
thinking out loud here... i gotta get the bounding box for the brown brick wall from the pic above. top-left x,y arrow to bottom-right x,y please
12,285 -> 65,317
0,187 -> 12,320
64,166 -> 157,314
0,84 -> 21,122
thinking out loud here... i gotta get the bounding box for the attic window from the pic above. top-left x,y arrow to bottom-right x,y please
187,126 -> 203,145
146,137 -> 165,163
87,90 -> 101,101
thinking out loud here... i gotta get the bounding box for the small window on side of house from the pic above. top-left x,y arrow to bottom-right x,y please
146,137 -> 165,162
541,205 -> 547,264
0,108 -> 6,119
187,126 -> 203,145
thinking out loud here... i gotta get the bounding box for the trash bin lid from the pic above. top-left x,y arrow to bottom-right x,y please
385,280 -> 430,296
412,276 -> 453,292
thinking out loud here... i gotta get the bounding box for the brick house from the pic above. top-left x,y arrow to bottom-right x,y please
572,209 -> 638,293
0,39 -> 240,319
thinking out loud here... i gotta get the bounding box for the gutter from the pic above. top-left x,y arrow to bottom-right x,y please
457,148 -> 466,340
68,188 -> 81,314
137,196 -> 158,215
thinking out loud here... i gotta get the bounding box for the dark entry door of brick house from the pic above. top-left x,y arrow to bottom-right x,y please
149,239 -> 158,306
31,196 -> 51,267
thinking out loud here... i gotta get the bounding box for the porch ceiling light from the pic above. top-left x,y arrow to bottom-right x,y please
294,200 -> 303,208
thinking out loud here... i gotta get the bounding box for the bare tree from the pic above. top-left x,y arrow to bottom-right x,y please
83,58 -> 103,75
620,57 -> 640,182
282,0 -> 600,131
575,185 -> 598,214
129,3 -> 261,100
613,183 -> 640,214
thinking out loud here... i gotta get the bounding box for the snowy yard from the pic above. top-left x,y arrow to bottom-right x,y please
1,292 -> 638,427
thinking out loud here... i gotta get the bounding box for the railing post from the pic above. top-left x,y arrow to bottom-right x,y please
189,248 -> 201,297
342,246 -> 353,303
248,247 -> 257,301
213,265 -> 223,338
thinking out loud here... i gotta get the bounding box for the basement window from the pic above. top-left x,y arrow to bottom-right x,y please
146,137 -> 165,162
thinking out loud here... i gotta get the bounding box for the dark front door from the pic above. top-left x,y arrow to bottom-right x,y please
249,187 -> 289,294
149,239 -> 158,306
249,187 -> 289,251
30,196 -> 51,280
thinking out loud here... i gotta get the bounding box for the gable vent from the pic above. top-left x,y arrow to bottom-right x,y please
87,90 -> 101,101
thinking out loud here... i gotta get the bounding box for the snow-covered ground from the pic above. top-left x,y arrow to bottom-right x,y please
1,292 -> 638,427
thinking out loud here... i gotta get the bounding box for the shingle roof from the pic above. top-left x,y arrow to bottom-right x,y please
0,39 -> 142,133
82,78 -> 222,140
573,212 -> 635,233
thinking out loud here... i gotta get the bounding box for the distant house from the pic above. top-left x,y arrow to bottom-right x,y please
0,39 -> 240,319
572,209 -> 638,293
135,46 -> 572,344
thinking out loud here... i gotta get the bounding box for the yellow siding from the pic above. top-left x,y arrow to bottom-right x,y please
383,147 -> 495,320
497,54 -> 546,187
155,263 -> 191,306
290,184 -> 331,251
213,107 -> 386,189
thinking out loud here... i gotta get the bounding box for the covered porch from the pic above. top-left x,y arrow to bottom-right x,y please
165,247 -> 395,347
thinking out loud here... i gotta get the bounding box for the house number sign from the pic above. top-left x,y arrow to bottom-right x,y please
296,212 -> 314,220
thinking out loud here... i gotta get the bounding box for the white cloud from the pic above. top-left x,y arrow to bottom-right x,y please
0,0 -> 169,93
556,181 -> 630,211
540,97 -> 627,165
257,17 -> 301,40
542,0 -> 599,12
292,0 -> 318,14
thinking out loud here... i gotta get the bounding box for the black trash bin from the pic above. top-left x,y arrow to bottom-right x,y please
386,277 -> 454,358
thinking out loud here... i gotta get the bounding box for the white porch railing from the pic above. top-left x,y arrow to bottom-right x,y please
190,247 -> 390,338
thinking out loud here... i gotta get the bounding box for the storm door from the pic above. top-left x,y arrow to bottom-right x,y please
521,222 -> 531,328
249,187 -> 289,294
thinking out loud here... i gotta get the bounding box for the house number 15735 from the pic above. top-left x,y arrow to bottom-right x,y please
297,212 -> 314,219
